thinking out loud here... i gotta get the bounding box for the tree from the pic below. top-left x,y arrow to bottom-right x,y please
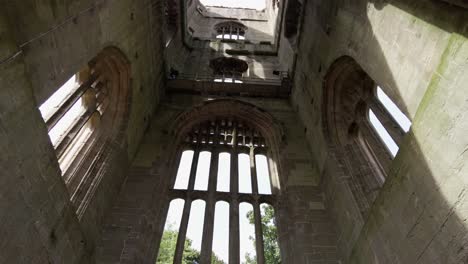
156,226 -> 226,264
244,205 -> 281,264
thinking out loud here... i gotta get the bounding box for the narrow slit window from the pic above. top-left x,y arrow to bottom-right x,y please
238,153 -> 252,194
194,151 -> 211,191
376,86 -> 412,132
183,200 -> 206,259
369,109 -> 399,157
174,150 -> 194,190
212,201 -> 230,263
239,202 -> 256,263
156,199 -> 185,264
217,152 -> 231,192
255,154 -> 272,195
260,203 -> 281,263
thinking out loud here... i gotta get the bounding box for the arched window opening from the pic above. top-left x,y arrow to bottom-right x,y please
212,201 -> 230,261
156,199 -> 185,263
38,47 -> 131,215
324,57 -> 412,216
39,69 -> 101,174
260,203 -> 281,263
183,200 -> 206,259
215,22 -> 247,41
157,117 -> 281,263
240,202 -> 257,262
210,57 -> 248,84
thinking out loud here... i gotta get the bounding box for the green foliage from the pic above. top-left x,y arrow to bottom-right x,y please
244,205 -> 281,264
156,226 -> 226,264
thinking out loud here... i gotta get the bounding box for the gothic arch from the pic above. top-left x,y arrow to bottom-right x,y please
69,46 -> 132,217
171,99 -> 284,151
322,56 -> 390,216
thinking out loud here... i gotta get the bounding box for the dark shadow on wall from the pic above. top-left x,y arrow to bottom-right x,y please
293,0 -> 468,263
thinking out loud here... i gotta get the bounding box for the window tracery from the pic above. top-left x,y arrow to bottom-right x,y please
215,21 -> 247,40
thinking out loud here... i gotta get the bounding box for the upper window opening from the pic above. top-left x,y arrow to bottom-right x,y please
214,22 -> 247,41
256,154 -> 272,195
214,77 -> 243,83
217,152 -> 231,192
238,153 -> 253,194
194,151 -> 212,191
200,0 -> 266,10
376,86 -> 412,132
174,150 -> 194,190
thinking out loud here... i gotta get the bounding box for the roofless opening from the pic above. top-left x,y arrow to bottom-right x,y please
199,0 -> 266,10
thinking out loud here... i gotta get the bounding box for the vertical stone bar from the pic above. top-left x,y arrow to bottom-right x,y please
230,125 -> 240,264
173,198 -> 192,264
250,146 -> 259,194
229,198 -> 240,264
254,201 -> 266,264
187,148 -> 200,191
200,148 -> 219,263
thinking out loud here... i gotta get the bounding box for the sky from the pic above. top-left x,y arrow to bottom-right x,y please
200,0 -> 266,10
166,151 -> 273,263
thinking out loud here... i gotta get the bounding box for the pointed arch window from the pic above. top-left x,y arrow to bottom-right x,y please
38,47 -> 131,215
156,118 -> 281,264
324,57 -> 412,216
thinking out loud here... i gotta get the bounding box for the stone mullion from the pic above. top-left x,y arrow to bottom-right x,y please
229,197 -> 240,264
173,198 -> 192,264
368,99 -> 405,146
187,138 -> 201,191
230,124 -> 240,264
250,146 -> 259,195
253,200 -> 266,264
199,144 -> 220,263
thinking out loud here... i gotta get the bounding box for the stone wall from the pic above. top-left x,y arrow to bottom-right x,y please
291,0 -> 468,262
0,0 -> 164,262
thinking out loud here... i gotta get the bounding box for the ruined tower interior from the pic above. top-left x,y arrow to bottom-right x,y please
1,0 -> 467,263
